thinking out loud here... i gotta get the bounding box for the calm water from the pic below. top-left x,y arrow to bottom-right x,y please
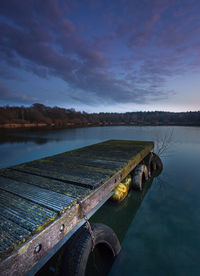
1,126 -> 200,275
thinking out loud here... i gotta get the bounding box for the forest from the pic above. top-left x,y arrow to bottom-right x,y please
0,103 -> 200,128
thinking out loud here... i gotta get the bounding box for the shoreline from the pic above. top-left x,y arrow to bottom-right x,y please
0,122 -> 200,130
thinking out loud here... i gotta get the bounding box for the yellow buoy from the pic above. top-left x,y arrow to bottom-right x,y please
112,175 -> 132,202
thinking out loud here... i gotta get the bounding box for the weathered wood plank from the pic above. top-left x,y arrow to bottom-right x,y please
0,177 -> 76,212
0,169 -> 89,199
0,190 -> 57,232
13,162 -> 112,189
65,140 -> 154,162
46,155 -> 124,171
0,216 -> 30,261
40,158 -> 114,175
0,205 -> 80,275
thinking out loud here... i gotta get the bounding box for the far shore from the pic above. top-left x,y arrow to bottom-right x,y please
1,122 -> 200,130
1,105 -> 199,130
0,123 -> 50,129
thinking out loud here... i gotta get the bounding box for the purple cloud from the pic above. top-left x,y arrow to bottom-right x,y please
0,82 -> 38,104
0,0 -> 200,106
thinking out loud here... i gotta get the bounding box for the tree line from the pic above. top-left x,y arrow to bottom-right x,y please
0,103 -> 200,128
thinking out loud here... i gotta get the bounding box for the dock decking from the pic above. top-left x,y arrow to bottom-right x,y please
0,139 -> 154,275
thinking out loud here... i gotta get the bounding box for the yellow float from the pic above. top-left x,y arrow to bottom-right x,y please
112,174 -> 132,202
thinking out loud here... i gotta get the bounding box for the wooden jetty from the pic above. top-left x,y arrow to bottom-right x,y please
0,139 -> 154,275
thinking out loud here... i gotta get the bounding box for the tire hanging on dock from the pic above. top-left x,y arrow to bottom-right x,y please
61,223 -> 121,276
144,152 -> 163,177
132,164 -> 148,191
151,152 -> 163,172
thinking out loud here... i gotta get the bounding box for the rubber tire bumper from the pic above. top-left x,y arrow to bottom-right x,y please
151,152 -> 163,172
61,223 -> 121,276
144,152 -> 163,177
132,164 -> 148,191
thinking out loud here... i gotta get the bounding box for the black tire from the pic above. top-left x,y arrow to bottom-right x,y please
132,164 -> 148,191
61,223 -> 121,276
144,153 -> 153,177
144,152 -> 163,177
151,152 -> 163,172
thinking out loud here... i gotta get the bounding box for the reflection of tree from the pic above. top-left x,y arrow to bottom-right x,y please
0,104 -> 200,128
0,131 -> 49,145
154,128 -> 174,157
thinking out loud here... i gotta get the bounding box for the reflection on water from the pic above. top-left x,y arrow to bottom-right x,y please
0,132 -> 49,145
1,126 -> 200,276
90,177 -> 155,243
0,128 -> 63,145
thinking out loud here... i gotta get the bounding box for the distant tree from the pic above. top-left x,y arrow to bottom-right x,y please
0,104 -> 200,127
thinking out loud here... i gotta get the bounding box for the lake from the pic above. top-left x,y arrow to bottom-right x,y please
1,126 -> 200,276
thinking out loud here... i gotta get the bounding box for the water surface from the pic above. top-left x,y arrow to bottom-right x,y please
1,126 -> 200,275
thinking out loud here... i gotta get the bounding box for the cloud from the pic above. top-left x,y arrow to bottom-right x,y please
0,82 -> 38,104
0,66 -> 23,80
0,0 -> 200,106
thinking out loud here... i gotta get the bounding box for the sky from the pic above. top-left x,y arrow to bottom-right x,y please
0,0 -> 200,113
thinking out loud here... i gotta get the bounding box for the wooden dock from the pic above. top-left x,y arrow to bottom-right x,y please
0,140 -> 154,275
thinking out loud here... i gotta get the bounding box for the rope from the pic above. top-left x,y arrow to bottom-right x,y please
78,201 -> 95,251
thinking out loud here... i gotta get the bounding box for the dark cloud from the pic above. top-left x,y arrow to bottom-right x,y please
0,67 -> 23,80
0,0 -> 200,106
25,64 -> 48,79
0,82 -> 38,104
